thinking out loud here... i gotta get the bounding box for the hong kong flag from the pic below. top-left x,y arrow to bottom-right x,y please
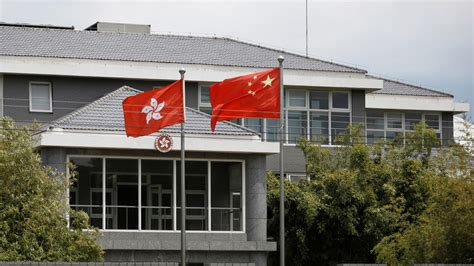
210,68 -> 280,131
123,80 -> 184,137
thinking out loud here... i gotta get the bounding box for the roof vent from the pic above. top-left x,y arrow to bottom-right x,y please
84,22 -> 151,34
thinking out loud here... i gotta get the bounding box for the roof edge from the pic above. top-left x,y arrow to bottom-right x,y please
50,85 -> 141,128
222,36 -> 367,73
367,74 -> 453,97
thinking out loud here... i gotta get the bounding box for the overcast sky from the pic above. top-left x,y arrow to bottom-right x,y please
1,0 -> 473,117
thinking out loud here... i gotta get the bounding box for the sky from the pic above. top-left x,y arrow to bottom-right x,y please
1,0 -> 473,118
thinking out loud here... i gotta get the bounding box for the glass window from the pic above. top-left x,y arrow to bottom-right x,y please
367,111 -> 385,130
288,90 -> 306,107
309,91 -> 329,109
199,106 -> 212,115
266,119 -> 280,142
405,112 -> 422,130
106,159 -> 139,230
177,161 -> 208,231
200,86 -> 210,104
425,114 -> 440,130
229,119 -> 242,125
288,175 -> 307,182
69,158 -> 246,232
69,157 -> 103,229
367,131 -> 385,144
211,162 -> 242,231
141,160 -> 173,230
386,131 -> 404,145
310,111 -> 329,144
331,112 -> 350,143
287,111 -> 307,144
332,92 -> 349,109
244,118 -> 263,134
387,113 -> 403,129
30,82 -> 52,112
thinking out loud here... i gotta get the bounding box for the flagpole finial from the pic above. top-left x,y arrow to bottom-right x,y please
278,55 -> 284,64
179,68 -> 186,77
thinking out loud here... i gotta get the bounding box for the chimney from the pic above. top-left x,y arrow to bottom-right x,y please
84,22 -> 151,34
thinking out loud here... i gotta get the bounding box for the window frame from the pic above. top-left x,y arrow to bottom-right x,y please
365,111 -> 443,144
330,91 -> 351,110
287,173 -> 309,182
287,89 -> 308,109
29,81 -> 53,113
284,89 -> 351,145
198,84 -> 212,107
66,155 -> 246,233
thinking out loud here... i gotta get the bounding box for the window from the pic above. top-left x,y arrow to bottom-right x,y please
69,157 -> 104,228
405,112 -> 422,130
367,131 -> 385,144
387,113 -> 403,129
288,174 -> 307,182
211,162 -> 242,231
332,92 -> 349,109
141,160 -> 173,230
266,119 -> 280,142
198,85 -> 212,115
29,82 -> 52,112
287,111 -> 307,144
282,89 -> 351,145
366,111 -> 443,145
200,86 -> 210,105
331,112 -> 350,144
177,161 -> 208,231
367,111 -> 384,130
309,91 -> 329,109
288,90 -> 306,108
106,159 -> 139,229
425,114 -> 440,130
310,112 -> 329,144
366,111 -> 385,144
69,157 -> 244,232
243,118 -> 263,135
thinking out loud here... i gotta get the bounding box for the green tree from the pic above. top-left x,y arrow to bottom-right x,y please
267,123 -> 473,265
374,120 -> 474,264
0,117 -> 103,262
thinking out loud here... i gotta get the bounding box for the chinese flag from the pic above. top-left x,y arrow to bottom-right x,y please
123,80 -> 184,137
210,68 -> 280,131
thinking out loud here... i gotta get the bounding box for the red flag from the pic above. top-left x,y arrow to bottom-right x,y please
123,80 -> 184,137
210,68 -> 280,131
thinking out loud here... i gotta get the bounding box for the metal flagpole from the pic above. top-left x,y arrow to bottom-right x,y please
179,68 -> 186,266
278,55 -> 285,266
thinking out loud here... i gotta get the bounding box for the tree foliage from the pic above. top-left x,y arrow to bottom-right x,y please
0,117 -> 103,262
267,123 -> 474,265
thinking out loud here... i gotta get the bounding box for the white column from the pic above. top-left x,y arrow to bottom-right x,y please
138,159 -> 142,230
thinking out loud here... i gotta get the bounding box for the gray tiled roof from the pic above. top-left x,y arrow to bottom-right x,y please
0,25 -> 364,73
47,86 -> 258,136
368,76 -> 453,97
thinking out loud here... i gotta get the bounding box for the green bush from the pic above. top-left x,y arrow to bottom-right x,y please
0,117 -> 103,262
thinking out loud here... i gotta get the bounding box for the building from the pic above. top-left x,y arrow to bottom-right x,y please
0,22 -> 469,264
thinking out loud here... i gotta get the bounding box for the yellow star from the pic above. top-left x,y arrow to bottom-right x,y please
253,75 -> 258,80
261,75 -> 275,88
248,90 -> 256,96
248,82 -> 252,86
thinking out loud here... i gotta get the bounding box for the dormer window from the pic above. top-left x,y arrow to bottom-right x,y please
29,81 -> 52,112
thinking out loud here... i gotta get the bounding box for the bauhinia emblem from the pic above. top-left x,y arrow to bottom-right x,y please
155,134 -> 173,153
142,98 -> 165,124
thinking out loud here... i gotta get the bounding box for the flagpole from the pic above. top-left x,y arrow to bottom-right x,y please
278,55 -> 285,266
179,68 -> 186,266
